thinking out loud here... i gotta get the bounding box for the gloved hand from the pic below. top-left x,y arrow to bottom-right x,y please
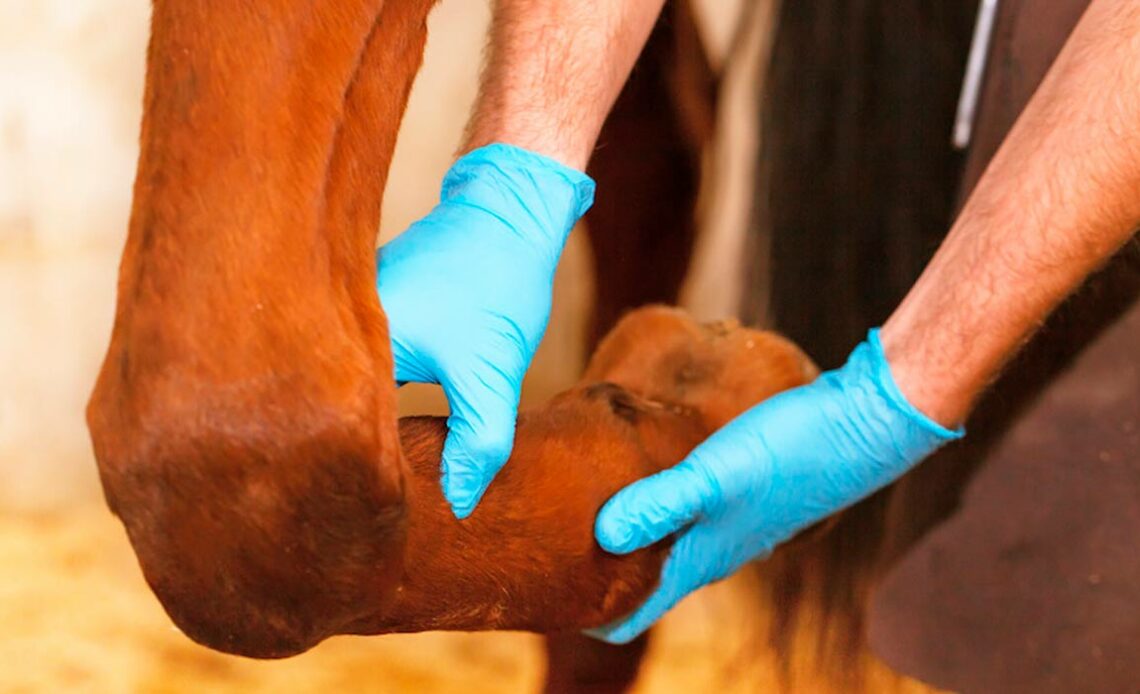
377,144 -> 595,518
588,329 -> 962,643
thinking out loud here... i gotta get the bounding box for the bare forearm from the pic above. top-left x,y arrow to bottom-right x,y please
462,0 -> 666,170
882,0 -> 1140,427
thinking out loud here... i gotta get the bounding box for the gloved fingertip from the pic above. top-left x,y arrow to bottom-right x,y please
594,468 -> 707,554
581,623 -> 642,646
594,507 -> 638,555
582,592 -> 667,645
441,456 -> 490,520
448,498 -> 477,521
444,484 -> 486,520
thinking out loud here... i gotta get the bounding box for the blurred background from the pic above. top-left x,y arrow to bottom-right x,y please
0,1 -> 810,691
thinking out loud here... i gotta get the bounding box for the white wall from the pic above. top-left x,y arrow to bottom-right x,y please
0,0 -> 762,510
0,0 -> 150,508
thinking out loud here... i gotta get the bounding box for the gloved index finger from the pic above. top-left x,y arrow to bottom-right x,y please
439,363 -> 522,519
594,461 -> 716,554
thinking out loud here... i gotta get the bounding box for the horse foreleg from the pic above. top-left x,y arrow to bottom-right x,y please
542,632 -> 650,694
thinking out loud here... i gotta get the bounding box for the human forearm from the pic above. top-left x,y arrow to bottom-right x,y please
881,0 -> 1140,427
462,0 -> 667,170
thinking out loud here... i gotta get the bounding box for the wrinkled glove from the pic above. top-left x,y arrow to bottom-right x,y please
377,144 -> 595,518
589,329 -> 962,643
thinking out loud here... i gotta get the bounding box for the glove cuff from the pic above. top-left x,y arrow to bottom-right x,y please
865,328 -> 965,446
441,144 -> 596,257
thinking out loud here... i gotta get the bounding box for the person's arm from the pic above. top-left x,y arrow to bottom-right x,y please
590,0 -> 1140,643
378,0 -> 664,518
884,0 -> 1140,427
463,0 -> 667,170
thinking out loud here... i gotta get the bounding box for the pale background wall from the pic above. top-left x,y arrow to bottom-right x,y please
0,0 -> 766,511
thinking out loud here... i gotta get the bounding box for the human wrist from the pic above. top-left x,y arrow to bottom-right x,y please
863,329 -> 964,450
875,319 -> 974,431
442,143 -> 596,256
462,120 -> 595,172
800,330 -> 964,487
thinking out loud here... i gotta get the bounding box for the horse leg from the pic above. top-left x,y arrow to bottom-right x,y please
542,633 -> 651,694
98,0 -> 817,672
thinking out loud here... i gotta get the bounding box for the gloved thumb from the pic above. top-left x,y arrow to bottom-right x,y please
594,460 -> 718,554
584,524 -> 709,644
439,361 -> 522,519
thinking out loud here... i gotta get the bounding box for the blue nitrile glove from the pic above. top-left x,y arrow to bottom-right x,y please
588,329 -> 962,643
377,144 -> 595,519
